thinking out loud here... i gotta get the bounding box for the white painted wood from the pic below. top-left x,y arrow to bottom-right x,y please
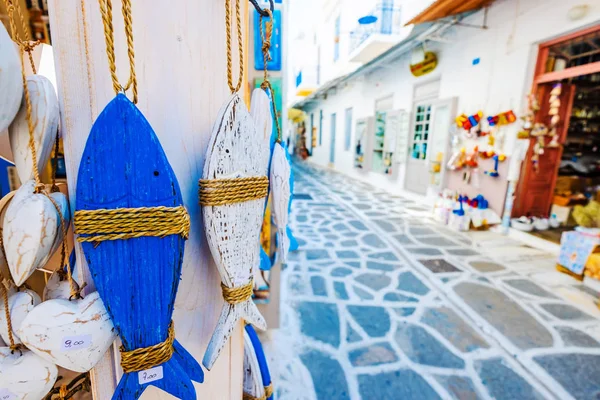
0,347 -> 58,400
42,267 -> 81,301
270,143 -> 291,264
0,23 -> 23,133
3,180 -> 59,286
18,291 -> 117,373
242,330 -> 264,400
47,0 -> 249,397
37,191 -> 70,271
0,191 -> 16,283
8,75 -> 59,183
202,90 -> 269,370
0,289 -> 41,345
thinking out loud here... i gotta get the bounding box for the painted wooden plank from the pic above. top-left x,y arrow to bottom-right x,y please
76,94 -> 203,400
0,22 -> 23,133
47,1 -> 249,398
202,89 -> 271,370
243,324 -> 272,400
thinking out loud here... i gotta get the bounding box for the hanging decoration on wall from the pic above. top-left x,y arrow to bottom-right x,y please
200,0 -> 269,370
243,324 -> 274,400
517,93 -> 540,139
0,22 -> 23,133
410,51 -> 438,77
548,83 -> 562,148
73,0 -> 203,398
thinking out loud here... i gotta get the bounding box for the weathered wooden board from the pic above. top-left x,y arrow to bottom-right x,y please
0,22 -> 23,133
202,90 -> 270,370
0,348 -> 58,399
47,0 -> 249,397
76,94 -> 203,399
8,75 -> 59,183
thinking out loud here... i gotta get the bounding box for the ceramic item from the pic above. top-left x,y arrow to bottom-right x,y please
8,75 -> 59,183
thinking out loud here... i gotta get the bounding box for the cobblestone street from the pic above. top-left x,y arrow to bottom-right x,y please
265,161 -> 600,400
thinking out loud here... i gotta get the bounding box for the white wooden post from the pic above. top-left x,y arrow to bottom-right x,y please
46,0 -> 247,398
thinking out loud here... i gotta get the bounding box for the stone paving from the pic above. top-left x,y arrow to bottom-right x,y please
263,161 -> 600,400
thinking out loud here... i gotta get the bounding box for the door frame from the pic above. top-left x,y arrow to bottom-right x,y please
512,25 -> 600,217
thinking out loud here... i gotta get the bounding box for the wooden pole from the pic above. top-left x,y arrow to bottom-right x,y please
46,0 -> 247,398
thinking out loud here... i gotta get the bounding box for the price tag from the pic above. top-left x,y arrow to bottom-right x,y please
138,366 -> 163,385
61,334 -> 92,351
0,388 -> 17,400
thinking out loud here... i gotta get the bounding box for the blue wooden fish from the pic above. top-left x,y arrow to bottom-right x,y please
244,324 -> 273,400
76,94 -> 203,400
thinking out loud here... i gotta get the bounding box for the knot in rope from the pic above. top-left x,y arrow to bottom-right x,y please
120,321 -> 175,373
221,280 -> 254,305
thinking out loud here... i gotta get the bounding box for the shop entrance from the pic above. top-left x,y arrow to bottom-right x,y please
513,26 -> 600,243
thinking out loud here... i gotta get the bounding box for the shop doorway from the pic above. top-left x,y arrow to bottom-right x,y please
513,26 -> 600,243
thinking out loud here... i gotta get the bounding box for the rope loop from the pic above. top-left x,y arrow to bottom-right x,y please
221,280 -> 254,305
225,0 -> 244,94
120,321 -> 175,373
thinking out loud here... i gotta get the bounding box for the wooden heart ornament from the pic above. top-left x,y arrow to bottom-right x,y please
0,348 -> 58,399
18,291 -> 116,373
0,289 -> 41,345
3,180 -> 60,286
8,75 -> 59,183
0,22 -> 23,133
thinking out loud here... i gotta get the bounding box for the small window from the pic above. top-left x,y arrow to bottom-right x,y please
411,103 -> 432,160
344,108 -> 353,151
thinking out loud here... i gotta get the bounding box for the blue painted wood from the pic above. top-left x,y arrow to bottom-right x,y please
245,324 -> 273,400
75,94 -> 203,400
253,9 -> 282,71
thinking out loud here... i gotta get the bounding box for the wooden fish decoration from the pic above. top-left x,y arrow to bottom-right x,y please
0,23 -> 23,133
243,324 -> 273,400
9,75 -> 59,183
270,142 -> 291,264
0,348 -> 58,400
76,94 -> 203,399
201,89 -> 271,369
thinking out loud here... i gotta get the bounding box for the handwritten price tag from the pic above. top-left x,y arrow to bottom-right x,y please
61,335 -> 92,351
0,388 -> 17,400
138,366 -> 163,385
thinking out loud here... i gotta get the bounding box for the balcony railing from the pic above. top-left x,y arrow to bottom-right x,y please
349,1 -> 402,57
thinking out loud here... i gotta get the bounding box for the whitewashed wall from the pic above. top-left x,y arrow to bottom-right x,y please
303,0 -> 600,198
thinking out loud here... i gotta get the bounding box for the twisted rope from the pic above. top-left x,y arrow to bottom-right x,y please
198,177 -> 269,206
225,0 -> 244,94
243,384 -> 274,400
221,280 -> 253,305
98,0 -> 138,103
258,9 -> 282,144
74,206 -> 190,242
120,321 -> 175,373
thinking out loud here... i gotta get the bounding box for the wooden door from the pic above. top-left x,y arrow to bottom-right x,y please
512,83 -> 575,217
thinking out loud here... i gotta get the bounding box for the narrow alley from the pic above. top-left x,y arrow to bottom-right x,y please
266,162 -> 600,400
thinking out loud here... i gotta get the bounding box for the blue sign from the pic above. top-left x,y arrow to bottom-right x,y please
254,9 -> 282,71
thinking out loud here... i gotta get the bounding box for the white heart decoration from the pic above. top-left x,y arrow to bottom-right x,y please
42,267 -> 80,301
0,347 -> 57,400
0,23 -> 23,133
37,191 -> 70,271
0,290 -> 41,345
18,291 -> 116,373
8,75 -> 59,183
3,180 -> 59,286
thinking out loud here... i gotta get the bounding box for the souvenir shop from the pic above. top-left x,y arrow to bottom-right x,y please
0,0 -> 289,399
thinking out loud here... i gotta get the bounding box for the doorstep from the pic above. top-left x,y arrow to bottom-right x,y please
507,227 -> 561,255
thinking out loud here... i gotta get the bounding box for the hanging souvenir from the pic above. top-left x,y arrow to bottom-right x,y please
0,22 -> 22,133
8,75 -> 59,183
548,83 -> 562,148
0,348 -> 58,400
0,289 -> 40,345
72,0 -> 202,397
243,324 -> 274,400
200,0 -> 269,370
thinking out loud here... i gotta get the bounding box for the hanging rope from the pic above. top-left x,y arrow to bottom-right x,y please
225,0 -> 244,94
0,228 -> 20,353
98,0 -> 138,103
258,9 -> 282,144
42,372 -> 91,400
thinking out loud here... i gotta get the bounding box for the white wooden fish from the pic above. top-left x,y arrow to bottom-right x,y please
18,291 -> 117,373
270,143 -> 291,264
8,75 -> 59,183
3,180 -> 60,286
0,289 -> 41,345
243,329 -> 265,399
0,23 -> 23,133
202,89 -> 272,370
0,348 -> 57,400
